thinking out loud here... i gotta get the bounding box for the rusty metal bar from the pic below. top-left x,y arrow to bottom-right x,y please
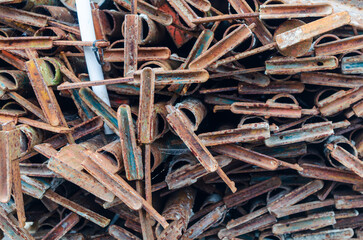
166,155 -> 232,190
265,122 -> 334,147
114,0 -> 173,26
182,205 -> 226,239
276,11 -> 351,50
223,177 -> 281,208
117,104 -> 144,180
273,199 -> 335,218
301,72 -> 363,88
212,144 -> 301,171
292,228 -> 354,240
315,35 -> 363,56
189,23 -> 254,69
166,105 -> 237,192
272,211 -> 336,234
265,56 -> 338,75
299,163 -> 363,185
228,0 -> 273,45
124,14 -> 138,77
267,180 -> 324,214
133,69 -> 209,85
138,68 -> 155,144
231,101 -> 302,119
108,225 -> 141,240
57,77 -> 134,90
81,151 -> 168,228
218,213 -> 277,239
42,213 -> 80,240
326,143 -> 363,178
238,81 -> 304,95
198,122 -> 270,146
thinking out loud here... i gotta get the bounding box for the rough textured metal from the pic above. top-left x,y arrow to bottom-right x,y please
275,11 -> 351,50
189,24 -> 253,69
272,211 -> 336,234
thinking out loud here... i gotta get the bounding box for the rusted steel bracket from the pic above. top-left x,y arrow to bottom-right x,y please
267,180 -> 324,214
167,0 -> 199,29
170,29 -> 213,94
0,50 -> 26,71
301,72 -> 363,88
0,207 -> 34,240
108,225 -> 141,240
79,87 -> 118,134
114,0 -> 172,26
265,56 -> 338,75
2,96 -> 36,118
19,116 -> 102,163
124,14 -> 139,77
228,0 -> 273,45
158,1 -> 193,48
259,3 -> 332,19
238,81 -> 304,95
21,176 -> 111,228
155,188 -> 195,239
315,35 -> 363,56
0,123 -> 26,204
335,195 -> 363,210
0,37 -> 109,50
211,42 -> 276,69
182,205 -> 226,239
198,122 -> 270,146
165,155 -> 232,190
299,163 -> 363,185
42,213 -> 80,240
272,199 -> 335,218
231,99 -> 302,119
193,4 -> 333,23
166,105 -> 237,193
117,104 -> 144,181
272,211 -> 336,234
138,68 -> 155,144
292,228 -> 354,240
347,100 -> 363,118
223,177 -> 281,209
133,69 -> 209,86
218,213 -> 276,239
57,76 -> 134,90
265,122 -> 334,147
326,143 -> 363,178
180,29 -> 214,70
25,58 -> 67,126
66,47 -> 171,62
212,144 -> 301,171
318,86 -> 363,116
94,140 -> 123,174
34,143 -> 116,202
80,150 -> 168,228
253,143 -> 307,159
275,11 -> 351,50
0,5 -> 49,28
189,23 -> 254,69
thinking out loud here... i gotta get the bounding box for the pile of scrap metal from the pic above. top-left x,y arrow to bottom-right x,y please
0,0 -> 362,239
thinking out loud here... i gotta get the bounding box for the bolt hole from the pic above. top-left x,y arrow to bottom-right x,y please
317,62 -> 324,66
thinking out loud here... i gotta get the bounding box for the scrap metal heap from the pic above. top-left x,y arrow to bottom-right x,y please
0,0 -> 362,239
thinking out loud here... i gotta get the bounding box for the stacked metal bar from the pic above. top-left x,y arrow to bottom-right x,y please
0,0 -> 362,239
